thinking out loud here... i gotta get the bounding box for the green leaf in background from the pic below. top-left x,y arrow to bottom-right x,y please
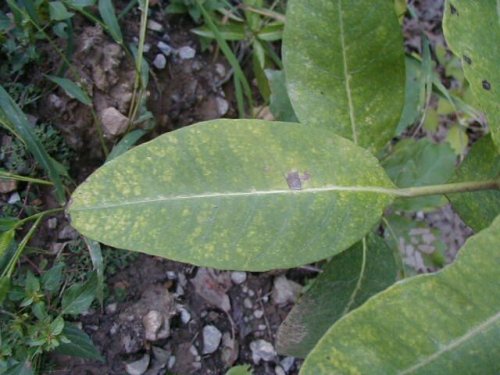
84,237 -> 104,306
41,262 -> 64,294
192,23 -> 246,41
382,138 -> 457,212
0,229 -> 15,260
0,86 -> 66,203
69,120 -> 394,271
225,365 -> 253,375
98,0 -> 123,44
64,0 -> 96,9
443,0 -> 500,151
3,359 -> 34,375
106,129 -> 146,162
0,276 -> 10,304
46,75 -> 92,106
48,1 -> 74,21
301,214 -> 500,374
276,234 -> 399,358
265,70 -> 298,123
283,0 -> 405,152
61,272 -> 97,315
0,217 -> 19,232
257,23 -> 283,42
447,135 -> 500,232
54,324 -> 104,361
395,57 -> 424,135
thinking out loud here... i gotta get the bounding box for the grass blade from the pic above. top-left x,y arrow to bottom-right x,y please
0,86 -> 66,203
98,0 -> 123,44
46,75 -> 92,106
84,237 -> 104,307
106,129 -> 146,161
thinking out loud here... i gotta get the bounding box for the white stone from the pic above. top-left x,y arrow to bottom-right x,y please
8,192 -> 20,204
167,356 -> 176,369
215,63 -> 226,77
280,356 -> 295,372
275,366 -> 286,375
254,310 -> 264,319
271,275 -> 302,305
125,354 -> 150,375
101,107 -> 128,136
179,307 -> 191,324
202,325 -> 222,354
166,271 -> 176,280
230,271 -> 247,285
153,54 -> 166,70
147,20 -> 163,32
250,339 -> 276,364
178,46 -> 196,59
157,41 -> 174,56
143,310 -> 169,341
216,97 -> 229,116
106,303 -> 117,314
243,298 -> 253,309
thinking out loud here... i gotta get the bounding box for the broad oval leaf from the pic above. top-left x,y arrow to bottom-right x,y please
69,120 -> 394,271
382,138 -> 457,212
301,215 -> 500,374
277,233 -> 399,358
447,135 -> 500,232
283,0 -> 405,152
443,0 -> 500,151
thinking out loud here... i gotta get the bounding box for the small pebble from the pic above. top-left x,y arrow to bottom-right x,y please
215,63 -> 226,77
202,325 -> 222,354
143,310 -> 164,341
157,41 -> 174,56
275,366 -> 286,375
258,324 -> 267,331
167,356 -> 176,369
248,289 -> 255,297
280,357 -> 295,372
8,192 -> 20,204
254,310 -> 264,319
216,97 -> 229,116
105,303 -> 117,314
125,354 -> 150,375
178,46 -> 196,59
179,307 -> 191,324
47,218 -> 58,229
250,339 -> 276,364
147,19 -> 163,32
166,271 -> 176,280
244,298 -> 253,309
153,54 -> 167,70
231,271 -> 247,285
242,286 -> 249,293
143,43 -> 151,53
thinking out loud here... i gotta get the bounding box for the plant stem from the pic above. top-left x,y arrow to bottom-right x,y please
17,208 -> 65,227
393,179 -> 499,198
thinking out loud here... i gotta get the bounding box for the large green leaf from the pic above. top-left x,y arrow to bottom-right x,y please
69,120 -> 394,271
276,233 -> 399,358
447,135 -> 500,232
382,138 -> 457,212
301,215 -> 500,374
443,0 -> 500,151
283,0 -> 405,152
265,69 -> 298,123
55,324 -> 104,361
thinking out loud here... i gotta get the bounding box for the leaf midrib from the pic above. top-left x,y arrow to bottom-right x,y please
398,311 -> 500,374
71,185 -> 395,211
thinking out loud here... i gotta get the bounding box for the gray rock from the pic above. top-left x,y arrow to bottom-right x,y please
250,339 -> 276,364
230,271 -> 247,285
167,356 -> 176,369
280,356 -> 295,372
243,298 -> 253,309
106,303 -> 117,314
271,275 -> 302,305
143,310 -> 170,341
157,41 -> 174,56
0,180 -> 17,194
178,307 -> 191,324
101,107 -> 128,137
147,20 -> 163,32
216,97 -> 229,116
202,325 -> 222,354
153,54 -> 166,70
8,192 -> 20,204
125,354 -> 150,375
253,310 -> 264,319
178,46 -> 196,59
275,366 -> 286,375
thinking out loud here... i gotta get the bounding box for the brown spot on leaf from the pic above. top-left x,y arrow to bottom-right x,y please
450,4 -> 458,15
463,55 -> 471,65
286,171 -> 302,190
482,80 -> 491,90
286,171 -> 312,190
